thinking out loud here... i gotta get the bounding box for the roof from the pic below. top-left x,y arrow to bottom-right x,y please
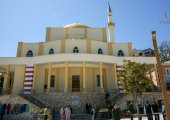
64,23 -> 90,28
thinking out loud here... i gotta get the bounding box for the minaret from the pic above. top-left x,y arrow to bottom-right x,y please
107,2 -> 115,43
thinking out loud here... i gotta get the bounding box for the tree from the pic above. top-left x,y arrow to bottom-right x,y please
0,73 -> 4,88
121,60 -> 153,119
158,40 -> 170,62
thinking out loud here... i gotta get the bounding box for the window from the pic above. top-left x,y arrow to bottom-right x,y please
49,48 -> 54,54
165,68 -> 170,75
73,47 -> 79,53
26,50 -> 33,57
50,75 -> 55,87
97,75 -> 100,87
98,48 -> 103,54
118,50 -> 124,56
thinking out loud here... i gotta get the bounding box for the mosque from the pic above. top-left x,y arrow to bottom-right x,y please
0,4 -> 157,96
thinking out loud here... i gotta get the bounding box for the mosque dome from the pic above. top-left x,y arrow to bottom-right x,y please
64,23 -> 90,28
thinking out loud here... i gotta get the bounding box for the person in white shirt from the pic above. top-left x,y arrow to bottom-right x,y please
65,106 -> 71,120
91,108 -> 95,120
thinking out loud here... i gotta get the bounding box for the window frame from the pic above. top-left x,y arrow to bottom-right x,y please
26,50 -> 33,57
118,50 -> 124,57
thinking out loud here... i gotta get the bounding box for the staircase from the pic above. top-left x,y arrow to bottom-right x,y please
71,114 -> 91,120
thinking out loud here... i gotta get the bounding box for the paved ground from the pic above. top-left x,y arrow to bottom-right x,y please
120,114 -> 164,120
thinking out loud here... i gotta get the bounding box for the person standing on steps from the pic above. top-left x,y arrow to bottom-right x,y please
91,107 -> 95,120
65,106 -> 71,120
105,90 -> 110,105
112,103 -> 121,120
145,101 -> 153,120
151,102 -> 159,120
60,107 -> 66,120
128,102 -> 135,120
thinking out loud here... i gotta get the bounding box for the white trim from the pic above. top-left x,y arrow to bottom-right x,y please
25,73 -> 33,76
24,87 -> 32,89
24,82 -> 32,85
26,68 -> 34,71
25,77 -> 33,80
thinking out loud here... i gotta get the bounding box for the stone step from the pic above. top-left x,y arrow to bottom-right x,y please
71,114 -> 91,120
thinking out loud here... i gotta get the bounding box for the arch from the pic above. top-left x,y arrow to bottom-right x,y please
98,48 -> 103,54
26,50 -> 33,57
118,50 -> 124,56
49,48 -> 54,54
73,47 -> 79,53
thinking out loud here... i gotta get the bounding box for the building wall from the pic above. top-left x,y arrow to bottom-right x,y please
68,28 -> 85,39
34,64 -> 45,93
43,40 -> 61,55
50,28 -> 65,41
91,41 -> 108,55
58,68 -> 65,90
106,65 -> 115,90
112,43 -> 129,56
65,39 -> 87,53
21,43 -> 39,57
12,65 -> 25,94
86,68 -> 94,92
87,28 -> 103,42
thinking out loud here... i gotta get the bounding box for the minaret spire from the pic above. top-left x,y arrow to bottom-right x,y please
107,2 -> 113,24
108,2 -> 112,13
107,2 -> 115,43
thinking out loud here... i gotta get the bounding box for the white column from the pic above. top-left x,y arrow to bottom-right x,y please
83,62 -> 87,93
47,63 -> 52,90
99,62 -> 104,89
3,64 -> 10,91
64,61 -> 68,92
32,64 -> 36,91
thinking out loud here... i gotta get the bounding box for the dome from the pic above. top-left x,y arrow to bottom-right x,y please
64,23 -> 90,28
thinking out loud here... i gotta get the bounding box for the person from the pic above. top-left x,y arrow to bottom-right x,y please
86,103 -> 89,113
151,102 -> 159,120
91,108 -> 95,120
138,103 -> 144,120
65,106 -> 71,120
69,105 -> 72,114
145,101 -> 153,120
60,107 -> 66,120
128,102 -> 135,120
108,104 -> 113,119
105,90 -> 110,105
162,101 -> 166,120
44,107 -> 48,120
112,103 -> 121,120
0,103 -> 4,120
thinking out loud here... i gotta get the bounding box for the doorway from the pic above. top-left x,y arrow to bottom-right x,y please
72,75 -> 80,92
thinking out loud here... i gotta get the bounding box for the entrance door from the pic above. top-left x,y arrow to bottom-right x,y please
72,75 -> 80,92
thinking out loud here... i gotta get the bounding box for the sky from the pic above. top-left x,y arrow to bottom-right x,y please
0,0 -> 170,57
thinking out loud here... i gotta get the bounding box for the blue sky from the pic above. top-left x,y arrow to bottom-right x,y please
0,0 -> 170,56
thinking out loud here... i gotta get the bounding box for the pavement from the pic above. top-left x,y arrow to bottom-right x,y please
120,114 -> 164,120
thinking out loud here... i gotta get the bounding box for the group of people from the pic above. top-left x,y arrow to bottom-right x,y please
0,103 -> 29,120
109,100 -> 166,120
60,106 -> 72,120
129,101 -> 166,120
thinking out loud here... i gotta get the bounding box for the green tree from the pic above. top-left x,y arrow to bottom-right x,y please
121,60 -> 153,119
0,73 -> 4,88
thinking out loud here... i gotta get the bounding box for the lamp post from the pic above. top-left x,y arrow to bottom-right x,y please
152,31 -> 170,120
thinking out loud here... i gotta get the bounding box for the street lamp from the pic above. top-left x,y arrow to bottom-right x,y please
152,31 -> 170,120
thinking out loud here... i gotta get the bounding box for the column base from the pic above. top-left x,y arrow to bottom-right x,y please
64,88 -> 68,93
100,88 -> 104,93
83,88 -> 87,94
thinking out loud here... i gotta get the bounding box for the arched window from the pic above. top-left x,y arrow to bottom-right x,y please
73,47 -> 79,53
118,50 -> 124,56
26,50 -> 33,57
49,48 -> 54,54
98,48 -> 103,54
